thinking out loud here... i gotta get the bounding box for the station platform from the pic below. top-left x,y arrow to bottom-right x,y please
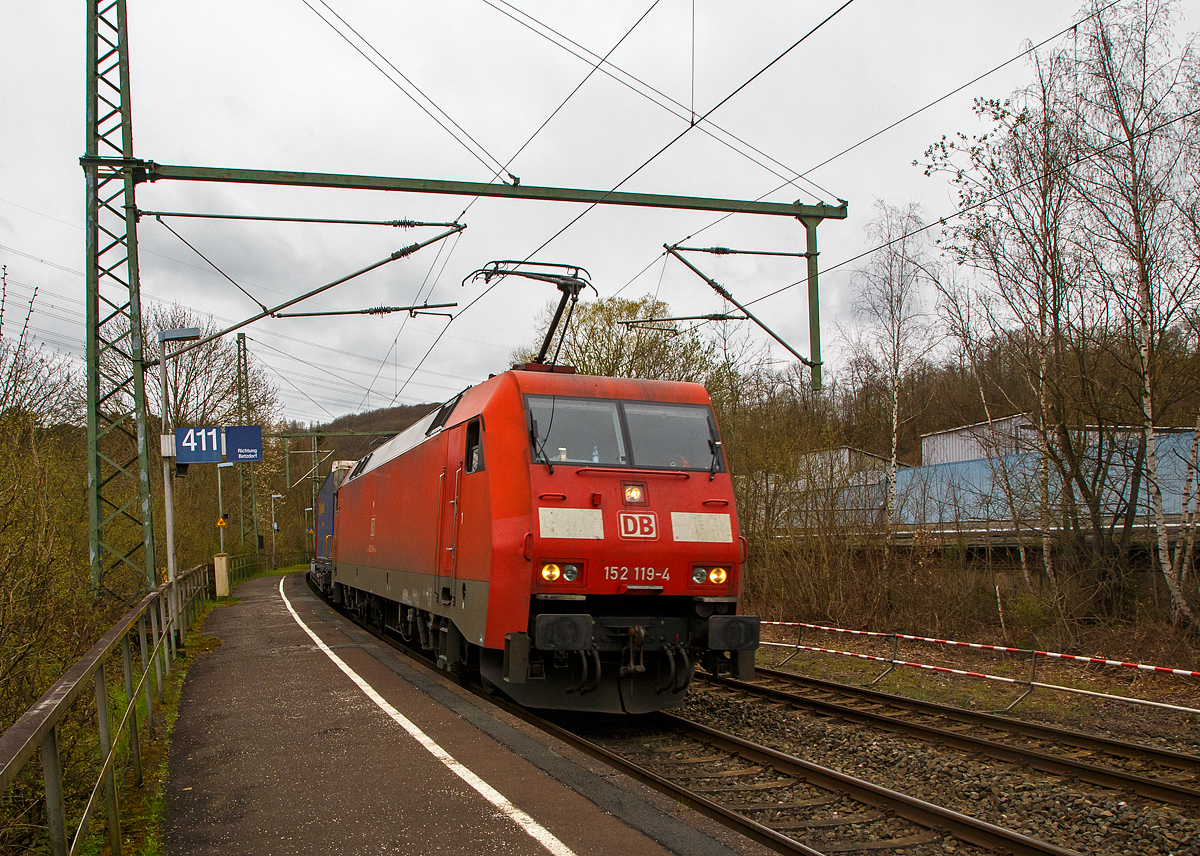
164,572 -> 762,856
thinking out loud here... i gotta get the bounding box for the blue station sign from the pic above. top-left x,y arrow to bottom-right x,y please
224,425 -> 263,462
173,425 -> 264,463
175,426 -> 223,463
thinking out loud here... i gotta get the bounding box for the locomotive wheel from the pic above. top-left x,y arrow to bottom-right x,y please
479,671 -> 500,695
369,595 -> 385,633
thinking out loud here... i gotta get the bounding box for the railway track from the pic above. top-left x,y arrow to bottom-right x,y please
694,666 -> 1200,807
548,711 -> 1081,856
313,579 -> 1085,855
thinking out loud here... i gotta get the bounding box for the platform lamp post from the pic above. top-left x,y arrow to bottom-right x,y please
159,326 -> 201,643
271,493 -> 283,568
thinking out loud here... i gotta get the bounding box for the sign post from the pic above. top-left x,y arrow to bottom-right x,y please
216,462 -> 234,553
159,327 -> 201,644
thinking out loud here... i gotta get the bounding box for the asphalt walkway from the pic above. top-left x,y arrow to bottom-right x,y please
164,572 -> 756,856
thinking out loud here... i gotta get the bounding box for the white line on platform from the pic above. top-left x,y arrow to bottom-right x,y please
278,578 -> 577,856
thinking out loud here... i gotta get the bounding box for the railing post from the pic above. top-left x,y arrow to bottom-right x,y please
868,633 -> 901,686
163,595 -> 176,665
186,574 -> 195,629
148,604 -> 165,703
157,597 -> 172,677
138,614 -> 155,735
1005,649 -> 1039,712
121,635 -> 143,785
40,726 -> 68,856
94,664 -> 122,856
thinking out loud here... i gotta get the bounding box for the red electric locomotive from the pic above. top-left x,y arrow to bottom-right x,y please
310,266 -> 759,713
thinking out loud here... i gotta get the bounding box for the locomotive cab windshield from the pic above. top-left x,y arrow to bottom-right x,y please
527,395 -> 724,472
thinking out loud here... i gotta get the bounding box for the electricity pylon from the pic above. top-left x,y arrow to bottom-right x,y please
84,0 -> 157,594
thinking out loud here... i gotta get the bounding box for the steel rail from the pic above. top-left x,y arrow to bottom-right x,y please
310,576 -> 1077,855
514,711 -> 827,856
754,666 -> 1200,769
670,715 -> 1082,856
699,670 -> 1200,806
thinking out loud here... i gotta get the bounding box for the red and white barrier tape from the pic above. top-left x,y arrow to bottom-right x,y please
762,621 -> 1200,679
759,641 -> 1200,715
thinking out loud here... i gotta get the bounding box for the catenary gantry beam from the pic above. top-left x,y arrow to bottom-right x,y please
86,157 -> 846,387
102,160 -> 846,220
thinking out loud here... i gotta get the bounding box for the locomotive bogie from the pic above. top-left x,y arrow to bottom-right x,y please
311,367 -> 760,713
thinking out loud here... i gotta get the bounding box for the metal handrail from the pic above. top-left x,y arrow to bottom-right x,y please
0,563 -> 213,856
229,552 -> 259,585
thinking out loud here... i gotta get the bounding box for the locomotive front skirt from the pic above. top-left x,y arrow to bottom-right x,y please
310,365 -> 760,713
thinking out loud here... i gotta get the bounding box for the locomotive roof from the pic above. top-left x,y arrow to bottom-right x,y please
341,368 -> 713,485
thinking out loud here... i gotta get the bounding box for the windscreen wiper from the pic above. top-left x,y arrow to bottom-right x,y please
708,439 -> 722,482
530,419 -> 555,474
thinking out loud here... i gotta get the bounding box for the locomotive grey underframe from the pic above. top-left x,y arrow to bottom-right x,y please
332,563 -> 490,646
329,563 -> 757,669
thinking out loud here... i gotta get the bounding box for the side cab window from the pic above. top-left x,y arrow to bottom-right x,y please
465,418 -> 484,474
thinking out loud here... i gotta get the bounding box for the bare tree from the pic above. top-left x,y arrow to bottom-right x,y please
936,272 -> 1037,588
145,304 -> 278,428
0,273 -> 81,425
1066,0 -> 1200,625
847,201 -> 940,552
514,294 -> 717,382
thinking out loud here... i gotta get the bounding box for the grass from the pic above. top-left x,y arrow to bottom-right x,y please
101,606 -> 222,856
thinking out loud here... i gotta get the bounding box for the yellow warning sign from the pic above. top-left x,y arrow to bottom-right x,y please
216,517 -> 227,527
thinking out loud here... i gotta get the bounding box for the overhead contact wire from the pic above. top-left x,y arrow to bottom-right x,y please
482,0 -> 834,203
302,0 -> 509,177
455,0 -> 664,224
154,216 -> 272,313
798,0 -> 1123,178
746,103 -> 1200,307
526,0 -> 858,259
358,228 -> 464,411
631,0 -> 1130,306
385,3 -> 668,403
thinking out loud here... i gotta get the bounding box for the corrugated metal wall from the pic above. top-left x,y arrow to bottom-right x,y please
896,431 -> 1198,525
921,414 -> 1034,466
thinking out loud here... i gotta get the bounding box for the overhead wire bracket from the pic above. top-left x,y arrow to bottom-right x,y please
617,313 -> 748,335
665,243 -> 816,371
273,302 -> 457,319
146,223 -> 465,368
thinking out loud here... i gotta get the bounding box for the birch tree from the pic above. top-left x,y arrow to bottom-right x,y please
847,201 -> 939,555
1066,0 -> 1200,625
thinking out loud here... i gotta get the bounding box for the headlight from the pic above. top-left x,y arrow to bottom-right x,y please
693,565 -> 729,585
562,564 -> 580,582
541,563 -> 561,582
624,483 -> 644,503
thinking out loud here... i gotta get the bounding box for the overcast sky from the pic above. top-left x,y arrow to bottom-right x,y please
3,1 -> 1196,425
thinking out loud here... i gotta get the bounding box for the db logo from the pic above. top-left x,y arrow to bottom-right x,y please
618,511 -> 658,540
